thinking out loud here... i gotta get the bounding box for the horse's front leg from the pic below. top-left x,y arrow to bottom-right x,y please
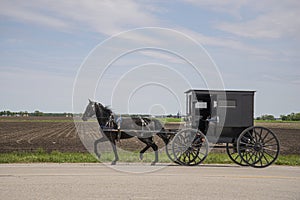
94,137 -> 108,159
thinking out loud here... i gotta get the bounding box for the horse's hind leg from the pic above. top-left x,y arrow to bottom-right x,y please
150,143 -> 159,165
138,137 -> 158,165
139,144 -> 150,160
157,130 -> 170,145
110,140 -> 119,165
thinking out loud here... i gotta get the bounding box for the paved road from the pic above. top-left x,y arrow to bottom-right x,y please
0,163 -> 299,200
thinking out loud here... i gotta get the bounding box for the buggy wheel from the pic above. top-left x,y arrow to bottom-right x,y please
172,129 -> 208,166
226,143 -> 248,166
237,126 -> 280,168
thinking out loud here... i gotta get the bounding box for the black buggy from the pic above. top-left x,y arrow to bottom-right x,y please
167,89 -> 280,168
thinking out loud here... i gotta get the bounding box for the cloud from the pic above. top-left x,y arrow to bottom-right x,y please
140,50 -> 186,64
1,0 -> 297,63
183,0 -> 248,17
0,0 -> 161,35
176,27 -> 273,56
184,0 -> 300,39
217,9 -> 300,39
0,1 -> 69,29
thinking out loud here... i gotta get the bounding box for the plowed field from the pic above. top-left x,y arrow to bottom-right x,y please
0,117 -> 299,154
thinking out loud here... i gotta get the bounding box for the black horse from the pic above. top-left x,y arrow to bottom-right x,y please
82,99 -> 169,165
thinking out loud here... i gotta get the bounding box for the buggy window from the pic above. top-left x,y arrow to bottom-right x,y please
188,94 -> 192,114
195,101 -> 207,109
219,100 -> 236,108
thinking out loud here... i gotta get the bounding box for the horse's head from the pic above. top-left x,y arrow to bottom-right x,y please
82,99 -> 113,126
82,99 -> 95,121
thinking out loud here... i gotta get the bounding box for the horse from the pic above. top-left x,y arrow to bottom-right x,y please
82,99 -> 169,165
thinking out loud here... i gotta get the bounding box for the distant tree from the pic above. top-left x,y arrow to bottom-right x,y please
6,110 -> 12,116
260,114 -> 275,120
33,110 -> 43,116
280,115 -> 287,121
295,113 -> 300,121
280,112 -> 300,121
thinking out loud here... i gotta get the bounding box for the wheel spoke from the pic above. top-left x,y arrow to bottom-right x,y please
246,131 -> 255,142
263,147 -> 278,152
263,143 -> 278,148
233,154 -> 240,160
249,151 -> 256,163
239,142 -> 254,147
253,128 -> 260,141
263,150 -> 275,159
259,153 -> 263,166
259,128 -> 263,138
262,153 -> 270,164
261,131 -> 270,141
263,137 -> 275,144
240,144 -> 254,150
253,151 -> 260,163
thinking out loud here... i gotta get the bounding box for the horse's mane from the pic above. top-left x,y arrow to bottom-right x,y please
95,102 -> 154,127
102,105 -> 113,115
94,102 -> 112,115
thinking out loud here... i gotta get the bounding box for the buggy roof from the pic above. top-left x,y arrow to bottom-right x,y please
185,89 -> 255,95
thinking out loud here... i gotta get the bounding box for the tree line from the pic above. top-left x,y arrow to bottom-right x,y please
0,110 -> 73,117
256,112 -> 300,121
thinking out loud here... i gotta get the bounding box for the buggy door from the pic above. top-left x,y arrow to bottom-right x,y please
206,93 -> 228,141
206,94 -> 218,137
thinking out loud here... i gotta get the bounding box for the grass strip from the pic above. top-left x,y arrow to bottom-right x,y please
0,150 -> 299,166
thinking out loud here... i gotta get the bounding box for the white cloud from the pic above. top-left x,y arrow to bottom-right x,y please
217,9 -> 300,39
184,0 -> 300,39
0,0 -> 283,56
176,27 -> 273,56
140,50 -> 186,64
0,1 -> 69,29
183,0 -> 248,17
0,0 -> 161,35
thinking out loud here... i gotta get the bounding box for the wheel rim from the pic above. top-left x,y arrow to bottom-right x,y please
172,129 -> 208,166
237,126 -> 280,168
226,143 -> 248,166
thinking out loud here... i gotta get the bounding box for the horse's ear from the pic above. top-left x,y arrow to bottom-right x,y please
88,99 -> 92,103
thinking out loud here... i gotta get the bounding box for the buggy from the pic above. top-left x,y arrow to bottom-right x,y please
167,89 -> 280,168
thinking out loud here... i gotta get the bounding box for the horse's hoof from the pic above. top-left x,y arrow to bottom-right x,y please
111,161 -> 117,165
139,153 -> 143,160
151,162 -> 156,166
95,153 -> 101,159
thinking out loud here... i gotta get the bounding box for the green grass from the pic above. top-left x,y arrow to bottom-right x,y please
275,155 -> 300,166
203,153 -> 300,166
161,118 -> 183,123
0,149 -> 299,166
255,120 -> 300,123
0,149 -> 98,163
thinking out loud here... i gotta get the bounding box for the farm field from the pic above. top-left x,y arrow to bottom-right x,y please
0,116 -> 299,155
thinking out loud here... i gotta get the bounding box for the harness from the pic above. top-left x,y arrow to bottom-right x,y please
101,113 -> 152,142
102,113 -> 122,142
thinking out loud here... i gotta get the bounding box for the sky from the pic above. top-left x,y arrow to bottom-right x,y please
0,0 -> 299,117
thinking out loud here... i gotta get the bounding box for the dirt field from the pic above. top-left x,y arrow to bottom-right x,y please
0,117 -> 299,155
